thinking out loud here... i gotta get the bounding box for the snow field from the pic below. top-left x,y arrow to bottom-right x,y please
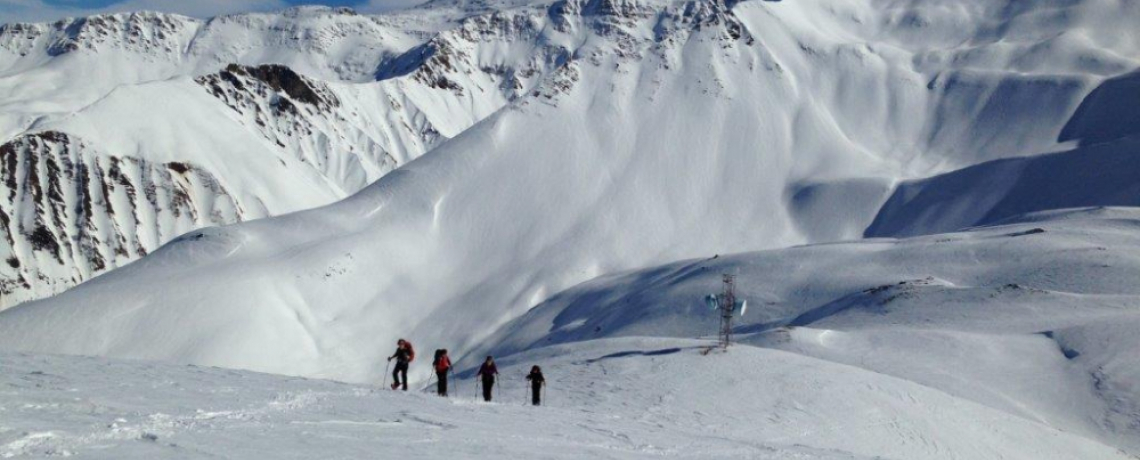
3,334 -> 1133,459
2,1 -> 1140,458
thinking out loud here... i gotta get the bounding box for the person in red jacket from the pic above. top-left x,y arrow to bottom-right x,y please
476,356 -> 498,402
433,349 -> 452,397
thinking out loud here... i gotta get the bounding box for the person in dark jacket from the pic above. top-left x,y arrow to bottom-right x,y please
433,349 -> 452,397
387,339 -> 412,391
525,365 -> 546,406
476,356 -> 498,402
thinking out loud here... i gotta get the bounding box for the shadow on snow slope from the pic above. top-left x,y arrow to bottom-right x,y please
476,210 -> 1140,454
1060,70 -> 1140,146
866,70 -> 1140,239
864,136 -> 1140,238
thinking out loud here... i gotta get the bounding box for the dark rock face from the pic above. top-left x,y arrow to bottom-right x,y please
0,132 -> 241,307
222,64 -> 340,109
0,0 -> 763,308
193,62 -> 406,192
199,64 -> 341,119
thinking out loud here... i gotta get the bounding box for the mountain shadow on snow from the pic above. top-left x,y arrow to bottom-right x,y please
1059,70 -> 1140,146
865,137 -> 1140,238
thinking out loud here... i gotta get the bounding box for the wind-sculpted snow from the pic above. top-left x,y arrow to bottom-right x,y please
1060,70 -> 1140,146
484,209 -> 1140,354
0,5 -> 560,307
0,0 -> 1134,310
480,209 -> 1140,453
2,2 -> 1140,457
865,68 -> 1140,238
2,0 -> 1140,372
865,137 -> 1140,238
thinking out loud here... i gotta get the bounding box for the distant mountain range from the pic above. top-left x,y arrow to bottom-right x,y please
0,0 -> 1138,381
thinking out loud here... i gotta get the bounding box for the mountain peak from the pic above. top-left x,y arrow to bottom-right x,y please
0,10 -> 202,57
279,5 -> 361,17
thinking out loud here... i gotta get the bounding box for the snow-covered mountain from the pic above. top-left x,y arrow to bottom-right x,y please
4,0 -> 1138,308
3,0 -> 1139,369
0,5 -> 557,307
4,210 -> 1140,458
3,0 -> 1140,457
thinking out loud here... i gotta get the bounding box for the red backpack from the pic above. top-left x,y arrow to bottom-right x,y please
435,355 -> 451,372
405,342 -> 415,362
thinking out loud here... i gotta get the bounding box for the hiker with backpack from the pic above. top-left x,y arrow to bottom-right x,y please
476,356 -> 498,402
387,339 -> 414,391
526,365 -> 546,406
433,349 -> 452,397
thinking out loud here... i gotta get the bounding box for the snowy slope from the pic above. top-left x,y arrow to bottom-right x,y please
4,1 -> 1140,457
867,67 -> 1140,239
0,6 -> 544,307
8,208 -> 1140,458
2,337 -> 1134,459
481,207 -> 1140,453
486,208 -> 1140,355
0,131 -> 247,299
3,0 -> 1140,373
4,0 -> 1140,307
865,136 -> 1140,238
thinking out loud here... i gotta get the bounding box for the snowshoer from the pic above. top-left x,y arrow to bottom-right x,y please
387,339 -> 413,391
433,349 -> 452,397
476,356 -> 498,402
526,365 -> 545,406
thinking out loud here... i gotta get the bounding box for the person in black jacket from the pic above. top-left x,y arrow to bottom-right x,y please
387,339 -> 412,391
476,356 -> 498,402
526,365 -> 545,406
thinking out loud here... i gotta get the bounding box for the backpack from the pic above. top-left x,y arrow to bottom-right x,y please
435,355 -> 451,372
405,342 -> 415,362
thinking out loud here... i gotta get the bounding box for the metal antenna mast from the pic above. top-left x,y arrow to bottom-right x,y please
718,274 -> 736,349
702,273 -> 746,354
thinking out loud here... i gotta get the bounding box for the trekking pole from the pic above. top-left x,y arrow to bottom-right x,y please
383,361 -> 391,389
542,385 -> 546,407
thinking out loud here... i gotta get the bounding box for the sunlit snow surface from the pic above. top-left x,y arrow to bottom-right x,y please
2,1 -> 1140,457
4,0 -> 1140,307
1,336 -> 1132,459
3,210 -> 1140,458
